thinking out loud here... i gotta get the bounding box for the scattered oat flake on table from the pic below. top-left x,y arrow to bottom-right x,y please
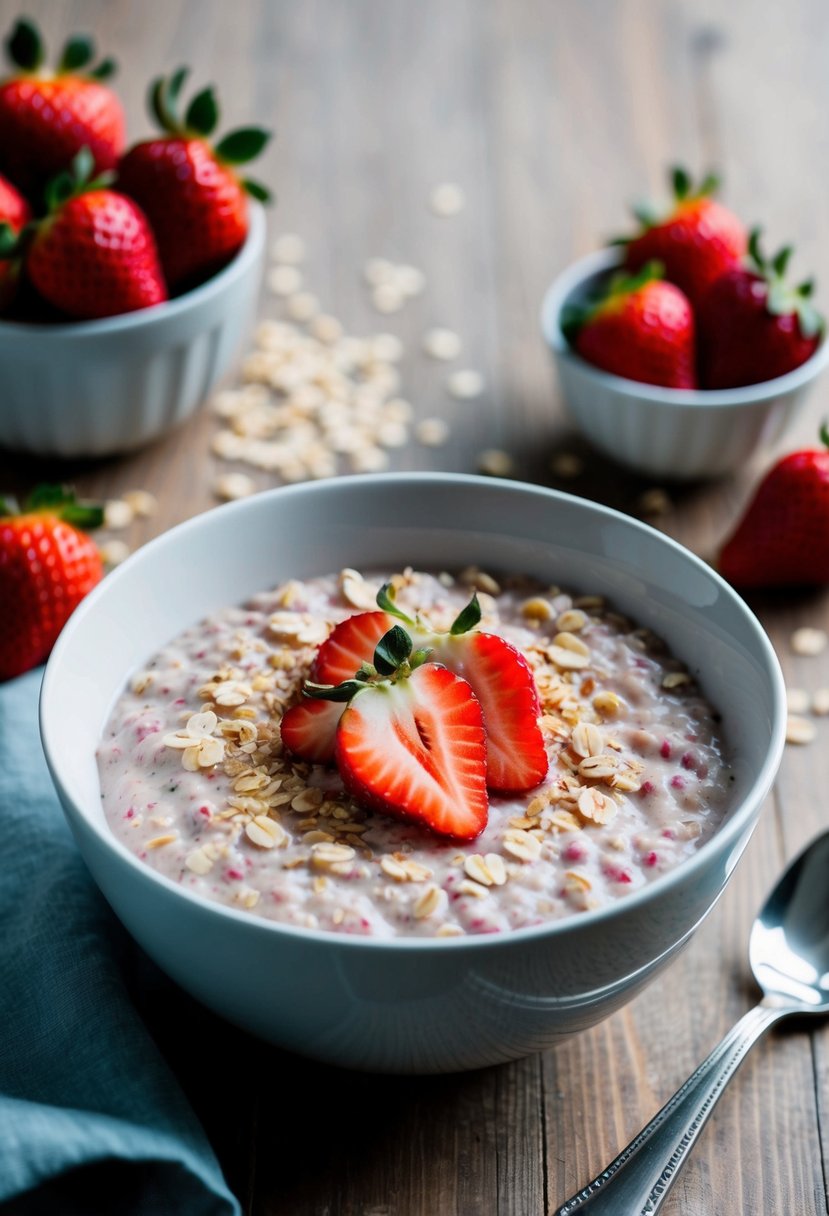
104,499 -> 134,530
415,418 -> 450,447
549,452 -> 584,479
371,283 -> 405,314
268,265 -> 303,296
396,265 -> 426,297
430,182 -> 465,216
448,369 -> 485,399
786,714 -> 817,745
309,314 -> 343,344
286,292 -> 319,322
637,488 -> 672,517
99,539 -> 130,567
477,448 -> 515,477
214,472 -> 256,501
270,233 -> 306,264
813,688 -> 829,716
791,627 -> 827,656
122,489 -> 158,517
364,258 -> 396,286
372,333 -> 404,363
787,687 -> 810,714
423,328 -> 461,360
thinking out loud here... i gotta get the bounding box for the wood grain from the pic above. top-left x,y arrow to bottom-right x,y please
2,0 -> 828,1212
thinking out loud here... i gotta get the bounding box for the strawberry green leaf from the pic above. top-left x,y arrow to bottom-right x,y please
88,56 -> 117,81
747,228 -> 766,273
374,625 -> 412,676
242,178 -> 272,203
185,86 -> 219,137
214,127 -> 271,165
450,593 -> 482,635
304,679 -> 365,703
671,166 -> 692,201
820,421 -> 829,449
698,172 -> 720,197
150,68 -> 188,134
72,145 -> 96,185
0,222 -> 18,258
58,34 -> 94,73
797,301 -> 824,340
23,484 -> 103,529
45,170 -> 75,213
6,18 -> 43,71
632,201 -> 660,229
376,582 -> 414,624
0,496 -> 20,517
771,246 -> 793,279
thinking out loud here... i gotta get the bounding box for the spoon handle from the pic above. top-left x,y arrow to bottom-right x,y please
553,1002 -> 786,1215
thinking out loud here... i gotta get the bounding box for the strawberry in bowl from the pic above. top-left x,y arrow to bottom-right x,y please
541,165 -> 829,479
118,68 -> 270,292
0,17 -> 124,199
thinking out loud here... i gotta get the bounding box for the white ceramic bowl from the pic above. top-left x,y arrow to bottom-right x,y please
0,203 -> 265,458
40,474 -> 786,1074
541,248 -> 829,480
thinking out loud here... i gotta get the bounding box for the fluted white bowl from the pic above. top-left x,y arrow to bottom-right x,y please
541,248 -> 829,480
41,475 -> 786,1073
0,203 -> 265,458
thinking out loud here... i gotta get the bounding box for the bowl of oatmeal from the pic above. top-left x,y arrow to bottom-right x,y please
40,474 -> 786,1073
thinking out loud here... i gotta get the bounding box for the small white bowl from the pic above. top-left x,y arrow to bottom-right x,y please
40,474 -> 786,1074
541,247 -> 829,480
0,203 -> 266,458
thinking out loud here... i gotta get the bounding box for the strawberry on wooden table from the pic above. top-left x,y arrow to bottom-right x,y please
0,486 -> 104,681
620,166 -> 747,308
24,147 -> 167,320
562,262 -> 697,389
0,18 -> 124,198
717,426 -> 829,589
307,625 -> 489,841
698,229 -> 823,389
0,171 -> 31,311
118,68 -> 271,292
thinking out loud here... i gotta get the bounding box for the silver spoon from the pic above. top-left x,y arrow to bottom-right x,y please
555,829 -> 829,1216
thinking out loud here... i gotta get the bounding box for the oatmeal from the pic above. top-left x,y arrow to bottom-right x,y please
97,568 -> 732,939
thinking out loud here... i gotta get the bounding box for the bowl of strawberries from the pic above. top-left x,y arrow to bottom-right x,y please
0,20 -> 267,458
541,168 -> 829,479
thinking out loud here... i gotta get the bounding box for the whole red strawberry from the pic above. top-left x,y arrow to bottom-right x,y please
698,230 -> 823,389
118,68 -> 270,292
0,170 -> 31,311
718,427 -> 829,589
0,18 -> 124,199
621,167 -> 747,308
25,147 -> 167,320
0,486 -> 104,681
563,262 -> 697,389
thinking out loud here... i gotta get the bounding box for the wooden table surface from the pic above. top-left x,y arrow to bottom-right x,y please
3,1 -> 829,1212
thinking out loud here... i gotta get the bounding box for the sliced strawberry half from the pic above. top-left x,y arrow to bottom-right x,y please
280,697 -> 343,763
425,629 -> 548,793
311,610 -> 394,684
335,662 -> 488,841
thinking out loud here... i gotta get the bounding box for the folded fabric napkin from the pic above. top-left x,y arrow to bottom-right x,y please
0,669 -> 241,1216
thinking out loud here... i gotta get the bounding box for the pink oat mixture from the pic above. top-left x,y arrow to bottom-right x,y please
97,568 -> 732,939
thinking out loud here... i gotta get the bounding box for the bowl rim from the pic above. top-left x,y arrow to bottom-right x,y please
40,472 -> 787,953
540,246 -> 829,406
0,200 -> 266,339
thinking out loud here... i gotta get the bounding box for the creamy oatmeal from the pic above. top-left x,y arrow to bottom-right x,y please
97,567 -> 732,938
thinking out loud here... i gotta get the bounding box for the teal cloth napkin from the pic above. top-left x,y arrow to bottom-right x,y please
0,669 -> 241,1216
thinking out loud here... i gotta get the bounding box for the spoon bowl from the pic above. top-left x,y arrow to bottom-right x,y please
750,830 -> 829,1012
556,829 -> 829,1215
